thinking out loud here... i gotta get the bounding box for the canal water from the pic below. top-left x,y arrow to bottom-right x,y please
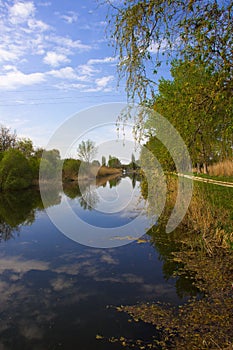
0,175 -> 195,350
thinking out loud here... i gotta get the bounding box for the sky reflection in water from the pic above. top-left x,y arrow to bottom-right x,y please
0,176 -> 194,350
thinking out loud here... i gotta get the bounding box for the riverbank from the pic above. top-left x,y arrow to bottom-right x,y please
107,176 -> 233,349
63,165 -> 122,182
177,173 -> 233,188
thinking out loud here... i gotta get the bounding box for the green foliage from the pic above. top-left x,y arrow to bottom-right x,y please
0,124 -> 63,189
145,60 -> 233,170
63,182 -> 81,199
101,155 -> 106,166
40,149 -> 61,181
108,155 -> 121,168
34,147 -> 44,159
0,187 -> 62,241
0,189 -> 42,242
0,152 -> 4,162
42,149 -> 61,168
126,153 -> 140,170
108,177 -> 121,188
108,0 -> 233,102
0,125 -> 17,151
16,138 -> 34,158
0,189 -> 43,229
0,149 -> 33,191
28,157 -> 40,181
39,158 -> 57,180
62,158 -> 81,181
142,136 -> 175,172
108,1 -> 232,172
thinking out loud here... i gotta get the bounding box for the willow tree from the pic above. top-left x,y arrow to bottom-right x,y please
107,0 -> 233,101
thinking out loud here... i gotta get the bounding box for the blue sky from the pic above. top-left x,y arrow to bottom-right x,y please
0,0 -> 170,149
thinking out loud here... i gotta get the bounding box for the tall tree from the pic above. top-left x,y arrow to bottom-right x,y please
101,155 -> 106,166
42,149 -> 61,169
0,149 -> 33,191
77,140 -> 97,164
16,138 -> 34,158
40,149 -> 61,180
62,158 -> 81,181
0,125 -> 17,152
146,60 -> 232,172
108,155 -> 121,168
107,0 -> 233,101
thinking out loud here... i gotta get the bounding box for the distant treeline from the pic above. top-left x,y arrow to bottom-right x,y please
0,125 -> 62,191
0,125 -> 140,191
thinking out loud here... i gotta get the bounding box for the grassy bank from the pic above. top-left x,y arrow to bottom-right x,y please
193,172 -> 233,183
108,176 -> 233,349
63,164 -> 122,182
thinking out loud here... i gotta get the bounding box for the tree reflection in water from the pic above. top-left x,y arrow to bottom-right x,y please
0,173 -> 137,243
0,187 -> 61,242
79,185 -> 100,211
64,174 -> 124,211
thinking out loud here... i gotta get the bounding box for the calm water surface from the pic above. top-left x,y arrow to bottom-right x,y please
0,176 -> 195,350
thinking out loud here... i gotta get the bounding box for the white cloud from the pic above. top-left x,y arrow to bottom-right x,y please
48,66 -> 78,79
60,11 -> 78,24
0,48 -> 18,62
38,1 -> 51,6
48,66 -> 101,86
149,37 -> 181,54
50,276 -> 74,291
43,51 -> 70,67
0,3 -> 91,71
96,75 -> 114,88
54,73 -> 115,92
2,65 -> 17,71
9,1 -> 35,24
100,253 -> 118,265
0,1 -> 116,93
87,56 -> 117,65
0,6 -> 50,63
148,39 -> 169,53
52,56 -> 117,92
0,69 -> 45,90
28,19 -> 51,32
0,257 -> 48,275
77,64 -> 99,76
55,82 -> 88,90
50,36 -> 92,51
83,75 -> 114,92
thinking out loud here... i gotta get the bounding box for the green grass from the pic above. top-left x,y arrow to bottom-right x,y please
195,181 -> 233,223
193,173 -> 233,183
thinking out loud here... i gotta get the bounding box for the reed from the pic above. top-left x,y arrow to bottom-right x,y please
96,165 -> 122,177
208,159 -> 233,176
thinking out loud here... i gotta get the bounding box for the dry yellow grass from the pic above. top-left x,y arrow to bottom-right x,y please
96,166 -> 122,177
208,159 -> 233,176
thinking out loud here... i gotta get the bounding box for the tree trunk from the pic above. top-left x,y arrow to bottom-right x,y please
203,163 -> 208,174
196,163 -> 201,174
